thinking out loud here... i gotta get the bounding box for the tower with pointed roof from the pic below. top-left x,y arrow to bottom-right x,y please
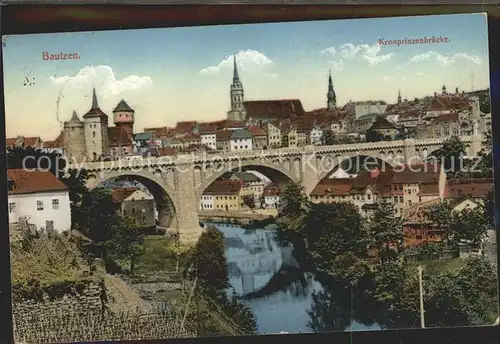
397,90 -> 402,104
327,70 -> 336,109
442,84 -> 447,95
227,54 -> 247,121
82,88 -> 109,161
113,99 -> 135,136
63,110 -> 86,161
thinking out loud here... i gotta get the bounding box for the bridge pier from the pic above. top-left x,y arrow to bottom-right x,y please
174,164 -> 203,246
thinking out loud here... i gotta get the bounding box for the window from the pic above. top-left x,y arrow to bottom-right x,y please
399,196 -> 403,203
132,208 -> 136,214
37,200 -> 44,211
399,185 -> 403,191
93,131 -> 96,138
52,199 -> 59,210
9,202 -> 15,213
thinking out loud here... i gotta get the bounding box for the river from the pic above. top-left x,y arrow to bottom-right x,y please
211,223 -> 382,335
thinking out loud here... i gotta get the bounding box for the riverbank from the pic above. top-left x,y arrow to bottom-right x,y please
198,209 -> 277,227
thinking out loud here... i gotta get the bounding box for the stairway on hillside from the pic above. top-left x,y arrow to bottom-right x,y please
104,274 -> 153,314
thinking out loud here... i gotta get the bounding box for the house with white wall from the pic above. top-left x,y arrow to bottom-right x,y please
199,194 -> 215,211
7,169 -> 72,233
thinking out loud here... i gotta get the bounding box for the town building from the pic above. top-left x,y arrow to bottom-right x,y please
263,184 -> 280,209
445,178 -> 493,201
354,113 -> 381,134
367,116 -> 399,139
226,54 -> 306,124
6,136 -> 44,149
229,128 -> 253,151
203,180 -> 245,212
7,169 -> 71,233
248,126 -> 268,150
264,121 -> 282,148
111,187 -> 156,228
229,172 -> 265,202
199,125 -> 217,151
216,130 -> 232,151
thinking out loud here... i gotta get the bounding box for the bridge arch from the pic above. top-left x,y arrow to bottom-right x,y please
86,170 -> 178,230
196,160 -> 298,200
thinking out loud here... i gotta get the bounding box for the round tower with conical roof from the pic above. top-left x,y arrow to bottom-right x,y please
112,99 -> 135,136
63,110 -> 87,162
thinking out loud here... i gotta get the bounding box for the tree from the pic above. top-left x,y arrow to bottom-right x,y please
427,135 -> 467,177
476,128 -> 492,177
278,182 -> 309,217
107,216 -> 145,273
190,225 -> 229,297
371,260 -> 419,329
304,202 -> 368,270
450,206 -> 490,249
425,201 -> 454,245
242,195 -> 255,210
483,188 -> 495,229
426,201 -> 490,250
223,289 -> 258,334
320,129 -> 336,145
275,182 -> 310,248
365,129 -> 387,142
368,200 -> 404,263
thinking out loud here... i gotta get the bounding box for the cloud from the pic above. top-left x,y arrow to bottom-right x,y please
416,72 -> 426,76
199,49 -> 273,75
49,65 -> 153,96
408,51 -> 482,66
321,43 -> 394,70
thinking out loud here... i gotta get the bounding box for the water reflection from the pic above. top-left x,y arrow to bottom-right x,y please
213,223 -> 381,334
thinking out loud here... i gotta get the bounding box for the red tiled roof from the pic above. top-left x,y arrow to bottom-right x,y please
108,126 -> 133,147
7,169 -> 68,195
144,126 -> 174,138
244,99 -> 305,120
431,113 -> 459,123
111,187 -> 138,203
83,107 -> 108,119
247,126 -> 267,136
310,178 -> 353,196
263,184 -> 280,197
181,133 -> 201,141
156,147 -> 177,156
391,164 -> 441,184
175,121 -> 198,135
216,130 -> 233,141
23,136 -> 42,147
369,116 -> 397,130
306,108 -> 349,121
6,137 -> 19,146
204,180 -> 244,195
419,183 -> 440,196
426,95 -> 470,112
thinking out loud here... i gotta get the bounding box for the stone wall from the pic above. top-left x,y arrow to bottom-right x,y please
13,280 -> 195,343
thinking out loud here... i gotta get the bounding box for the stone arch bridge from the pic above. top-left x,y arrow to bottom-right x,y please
69,135 -> 483,245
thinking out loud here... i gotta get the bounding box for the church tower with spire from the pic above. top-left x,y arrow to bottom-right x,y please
397,90 -> 402,104
227,54 -> 247,121
82,88 -> 109,161
327,70 -> 336,109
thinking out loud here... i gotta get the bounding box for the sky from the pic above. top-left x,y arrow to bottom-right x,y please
2,13 -> 490,141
